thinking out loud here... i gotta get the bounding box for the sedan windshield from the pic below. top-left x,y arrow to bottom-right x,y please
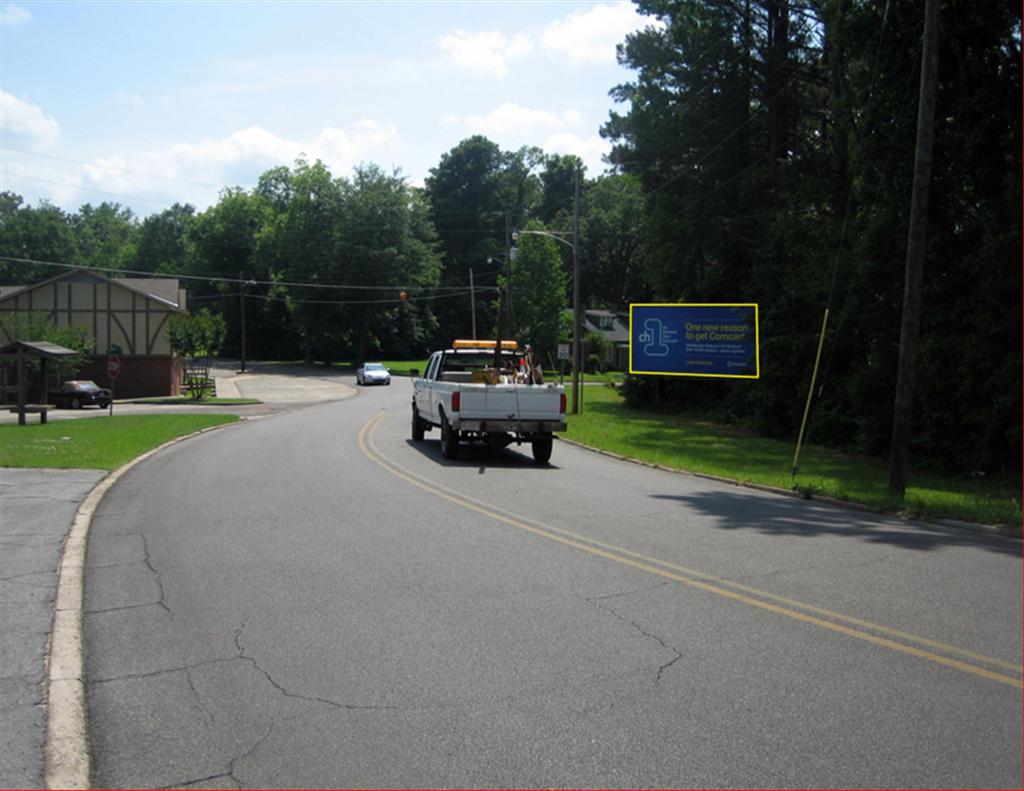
365,364 -> 386,371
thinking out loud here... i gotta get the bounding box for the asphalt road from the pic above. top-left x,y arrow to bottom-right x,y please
83,379 -> 1022,788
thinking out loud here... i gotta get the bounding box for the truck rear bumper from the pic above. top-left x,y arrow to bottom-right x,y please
455,419 -> 567,434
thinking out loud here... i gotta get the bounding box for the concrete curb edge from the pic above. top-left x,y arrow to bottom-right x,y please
44,418 -> 247,790
555,437 -> 1019,541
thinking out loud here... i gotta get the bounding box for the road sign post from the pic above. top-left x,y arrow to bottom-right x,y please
107,354 -> 120,416
557,343 -> 570,385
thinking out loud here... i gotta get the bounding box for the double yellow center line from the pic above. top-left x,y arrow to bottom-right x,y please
360,413 -> 1022,689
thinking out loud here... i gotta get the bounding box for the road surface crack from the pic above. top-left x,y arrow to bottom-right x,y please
89,657 -> 237,686
586,598 -> 682,684
587,581 -> 669,602
233,621 -> 404,711
0,570 -> 53,587
158,772 -> 239,790
226,725 -> 274,785
184,665 -> 216,725
140,533 -> 172,615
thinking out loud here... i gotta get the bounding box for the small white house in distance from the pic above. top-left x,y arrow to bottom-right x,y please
0,269 -> 187,398
579,309 -> 630,370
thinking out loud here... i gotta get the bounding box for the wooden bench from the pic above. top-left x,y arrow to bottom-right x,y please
8,404 -> 49,425
183,377 -> 215,395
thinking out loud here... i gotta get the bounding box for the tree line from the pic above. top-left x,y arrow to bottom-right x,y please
0,148 -> 647,367
1,0 -> 1019,477
605,0 -> 1020,477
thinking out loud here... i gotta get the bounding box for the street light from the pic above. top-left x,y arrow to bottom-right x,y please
239,274 -> 256,374
510,226 -> 582,415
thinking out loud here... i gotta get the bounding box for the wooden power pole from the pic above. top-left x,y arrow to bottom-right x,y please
571,163 -> 582,415
888,0 -> 940,497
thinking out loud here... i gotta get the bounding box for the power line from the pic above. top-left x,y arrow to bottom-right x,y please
248,288 -> 487,306
0,146 -> 224,189
1,170 -> 185,207
0,255 -> 492,293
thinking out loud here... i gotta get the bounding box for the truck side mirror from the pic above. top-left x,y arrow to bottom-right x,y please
409,368 -> 420,378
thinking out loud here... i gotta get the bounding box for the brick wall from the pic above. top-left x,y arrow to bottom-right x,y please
75,356 -> 182,398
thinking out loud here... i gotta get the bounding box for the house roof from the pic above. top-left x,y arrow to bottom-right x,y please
581,310 -> 630,344
0,269 -> 185,311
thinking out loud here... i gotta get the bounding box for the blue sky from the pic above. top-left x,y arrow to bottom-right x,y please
1,1 -> 657,217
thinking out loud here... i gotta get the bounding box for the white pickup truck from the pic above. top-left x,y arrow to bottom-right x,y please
411,340 -> 567,464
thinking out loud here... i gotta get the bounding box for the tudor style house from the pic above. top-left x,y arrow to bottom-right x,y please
0,269 -> 187,398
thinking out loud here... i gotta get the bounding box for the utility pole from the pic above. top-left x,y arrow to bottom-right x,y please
238,271 -> 247,373
571,162 -> 582,415
495,212 -> 512,370
469,267 -> 477,340
888,0 -> 939,497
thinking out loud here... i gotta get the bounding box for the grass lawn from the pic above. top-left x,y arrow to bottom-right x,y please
130,396 -> 261,406
565,385 -> 1021,529
0,414 -> 239,471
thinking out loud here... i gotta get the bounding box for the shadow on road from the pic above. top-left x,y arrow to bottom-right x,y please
650,489 -> 1019,555
404,438 -> 559,472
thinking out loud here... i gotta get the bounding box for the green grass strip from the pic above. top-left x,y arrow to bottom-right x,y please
130,397 -> 262,405
0,414 -> 239,471
565,385 -> 1021,528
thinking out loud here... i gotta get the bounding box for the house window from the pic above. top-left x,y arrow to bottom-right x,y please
599,315 -> 614,330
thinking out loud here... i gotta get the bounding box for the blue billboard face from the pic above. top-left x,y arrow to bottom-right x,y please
630,304 -> 759,378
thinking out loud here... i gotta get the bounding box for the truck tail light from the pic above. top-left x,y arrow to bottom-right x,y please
451,391 -> 460,412
560,393 -> 566,414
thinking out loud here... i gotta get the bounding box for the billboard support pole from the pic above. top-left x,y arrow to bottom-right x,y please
791,309 -> 830,482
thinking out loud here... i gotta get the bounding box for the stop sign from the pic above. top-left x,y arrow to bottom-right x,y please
107,354 -> 121,380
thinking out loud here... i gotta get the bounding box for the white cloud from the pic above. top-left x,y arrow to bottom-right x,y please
541,2 -> 652,65
0,91 -> 59,147
76,122 -> 401,211
458,102 -> 582,138
542,132 -> 610,175
0,3 -> 31,26
437,29 -> 532,79
441,103 -> 608,175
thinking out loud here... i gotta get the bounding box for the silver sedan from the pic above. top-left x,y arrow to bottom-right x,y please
356,362 -> 391,386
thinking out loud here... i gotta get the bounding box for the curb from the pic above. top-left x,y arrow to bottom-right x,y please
556,437 -> 1019,541
44,419 -> 246,790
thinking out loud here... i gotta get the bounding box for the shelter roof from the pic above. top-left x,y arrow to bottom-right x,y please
0,340 -> 79,358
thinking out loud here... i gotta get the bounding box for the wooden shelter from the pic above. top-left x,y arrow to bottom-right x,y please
0,340 -> 78,424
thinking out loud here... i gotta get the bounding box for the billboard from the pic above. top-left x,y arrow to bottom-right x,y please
630,303 -> 759,379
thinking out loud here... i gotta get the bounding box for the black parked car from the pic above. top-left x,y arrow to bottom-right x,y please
49,380 -> 112,409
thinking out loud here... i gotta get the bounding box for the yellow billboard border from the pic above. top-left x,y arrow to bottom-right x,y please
629,302 -> 760,379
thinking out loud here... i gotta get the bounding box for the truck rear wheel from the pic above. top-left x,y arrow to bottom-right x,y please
532,435 -> 553,465
440,414 -> 460,460
411,405 -> 425,442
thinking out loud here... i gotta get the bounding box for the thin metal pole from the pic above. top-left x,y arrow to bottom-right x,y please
791,308 -> 830,480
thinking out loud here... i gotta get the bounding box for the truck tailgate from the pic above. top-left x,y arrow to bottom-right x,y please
478,385 -> 562,420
